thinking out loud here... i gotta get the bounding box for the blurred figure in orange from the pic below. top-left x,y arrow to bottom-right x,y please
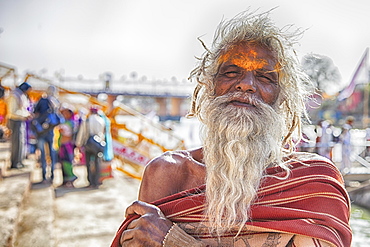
0,86 -> 8,140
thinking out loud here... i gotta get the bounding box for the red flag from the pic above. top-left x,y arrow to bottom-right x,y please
337,48 -> 369,101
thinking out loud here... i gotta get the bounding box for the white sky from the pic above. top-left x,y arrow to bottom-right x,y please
0,0 -> 369,92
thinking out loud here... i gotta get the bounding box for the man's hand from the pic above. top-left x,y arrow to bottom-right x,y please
120,201 -> 173,247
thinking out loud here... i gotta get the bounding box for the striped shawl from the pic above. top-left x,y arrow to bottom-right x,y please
111,159 -> 352,246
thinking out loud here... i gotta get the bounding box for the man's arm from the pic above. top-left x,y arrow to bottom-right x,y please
7,94 -> 28,120
75,120 -> 87,147
120,201 -> 206,247
120,152 -> 207,247
120,201 -> 173,246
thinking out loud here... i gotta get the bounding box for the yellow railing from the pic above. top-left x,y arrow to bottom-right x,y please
2,71 -> 185,180
108,103 -> 185,179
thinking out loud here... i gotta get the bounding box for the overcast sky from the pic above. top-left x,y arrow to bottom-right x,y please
0,0 -> 369,92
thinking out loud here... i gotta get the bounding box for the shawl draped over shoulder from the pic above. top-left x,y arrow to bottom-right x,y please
111,158 -> 352,247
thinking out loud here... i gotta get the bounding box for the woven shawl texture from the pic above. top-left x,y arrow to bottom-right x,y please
111,159 -> 352,247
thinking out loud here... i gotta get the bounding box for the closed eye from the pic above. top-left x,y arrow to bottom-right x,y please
255,71 -> 278,84
223,71 -> 240,78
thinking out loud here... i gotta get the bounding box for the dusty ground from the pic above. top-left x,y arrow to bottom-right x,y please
15,161 -> 141,247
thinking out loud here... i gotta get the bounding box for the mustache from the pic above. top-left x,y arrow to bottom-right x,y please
214,92 -> 264,107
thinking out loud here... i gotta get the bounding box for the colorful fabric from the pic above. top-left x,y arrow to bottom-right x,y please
111,159 -> 352,247
58,141 -> 74,162
75,112 -> 113,161
61,161 -> 76,182
0,99 -> 8,125
101,113 -> 114,161
58,141 -> 76,183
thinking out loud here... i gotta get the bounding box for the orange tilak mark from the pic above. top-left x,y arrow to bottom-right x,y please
219,48 -> 268,71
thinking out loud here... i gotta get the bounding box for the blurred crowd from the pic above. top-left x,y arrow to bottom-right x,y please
1,82 -> 366,180
1,82 -> 113,188
296,116 -> 363,173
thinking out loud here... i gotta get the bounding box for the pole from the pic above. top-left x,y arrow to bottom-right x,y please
363,83 -> 369,128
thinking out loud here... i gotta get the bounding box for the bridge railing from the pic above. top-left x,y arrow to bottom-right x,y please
3,76 -> 196,97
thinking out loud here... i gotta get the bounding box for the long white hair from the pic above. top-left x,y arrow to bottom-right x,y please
187,9 -> 314,235
188,9 -> 313,151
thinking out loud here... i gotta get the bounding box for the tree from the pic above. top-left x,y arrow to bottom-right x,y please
301,54 -> 342,95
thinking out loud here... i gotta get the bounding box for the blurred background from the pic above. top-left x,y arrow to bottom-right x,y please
1,0 -> 369,246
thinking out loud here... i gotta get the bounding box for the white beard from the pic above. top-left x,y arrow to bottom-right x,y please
200,92 -> 285,234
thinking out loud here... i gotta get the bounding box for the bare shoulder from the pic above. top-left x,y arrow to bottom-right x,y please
138,148 -> 206,202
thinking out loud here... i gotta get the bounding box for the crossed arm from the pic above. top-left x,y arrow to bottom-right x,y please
120,201 -> 173,246
118,200 -> 333,247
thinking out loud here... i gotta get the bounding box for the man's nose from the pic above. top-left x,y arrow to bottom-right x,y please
235,72 -> 256,93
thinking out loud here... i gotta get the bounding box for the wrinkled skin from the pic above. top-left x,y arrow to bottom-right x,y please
120,201 -> 173,247
119,43 -> 281,246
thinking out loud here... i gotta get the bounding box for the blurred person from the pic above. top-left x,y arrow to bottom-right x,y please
33,85 -> 61,183
72,109 -> 87,166
57,103 -> 77,187
76,106 -> 113,188
7,82 -> 32,169
340,116 -> 354,173
112,9 -> 352,247
317,120 -> 334,159
26,99 -> 38,157
366,127 -> 370,158
0,86 -> 8,140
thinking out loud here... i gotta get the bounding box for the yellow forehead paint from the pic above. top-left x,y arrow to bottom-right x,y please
219,47 -> 268,71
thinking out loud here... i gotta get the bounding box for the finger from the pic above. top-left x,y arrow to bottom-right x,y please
120,229 -> 134,246
125,200 -> 159,217
126,218 -> 139,229
120,237 -> 143,247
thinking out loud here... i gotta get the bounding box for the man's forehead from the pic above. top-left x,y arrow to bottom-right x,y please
218,43 -> 277,71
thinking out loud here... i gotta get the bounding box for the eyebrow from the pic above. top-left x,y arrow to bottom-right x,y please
257,68 -> 278,73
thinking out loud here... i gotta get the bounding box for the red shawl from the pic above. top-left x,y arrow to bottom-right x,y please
111,159 -> 352,247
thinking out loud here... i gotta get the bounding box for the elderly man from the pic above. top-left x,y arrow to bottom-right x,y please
112,10 -> 352,247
